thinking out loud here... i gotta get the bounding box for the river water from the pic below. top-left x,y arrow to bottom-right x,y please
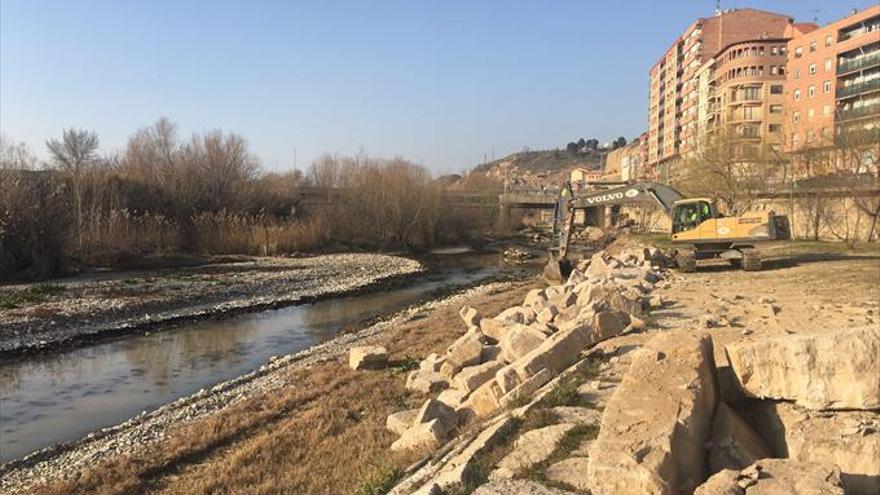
0,252 -> 533,463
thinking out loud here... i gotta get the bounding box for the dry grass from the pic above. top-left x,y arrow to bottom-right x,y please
31,280 -> 536,495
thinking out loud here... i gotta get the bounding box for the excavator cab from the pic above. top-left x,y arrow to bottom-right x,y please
671,199 -> 716,234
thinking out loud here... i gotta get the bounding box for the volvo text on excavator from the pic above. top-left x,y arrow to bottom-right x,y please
543,181 -> 791,282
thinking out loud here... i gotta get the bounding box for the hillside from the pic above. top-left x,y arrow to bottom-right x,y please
465,149 -> 608,189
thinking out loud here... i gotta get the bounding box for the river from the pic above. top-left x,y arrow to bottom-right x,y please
0,252 -> 536,463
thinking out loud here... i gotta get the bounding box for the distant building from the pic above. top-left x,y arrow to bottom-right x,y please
786,5 -> 880,152
647,8 -> 795,178
569,168 -> 602,186
605,139 -> 644,182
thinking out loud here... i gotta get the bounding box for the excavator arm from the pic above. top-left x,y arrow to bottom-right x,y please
543,181 -> 684,282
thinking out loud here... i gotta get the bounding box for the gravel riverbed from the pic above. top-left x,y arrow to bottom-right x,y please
0,281 -> 513,494
0,253 -> 423,356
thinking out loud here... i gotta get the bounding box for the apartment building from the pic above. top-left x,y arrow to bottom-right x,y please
786,5 -> 880,151
647,8 -> 795,179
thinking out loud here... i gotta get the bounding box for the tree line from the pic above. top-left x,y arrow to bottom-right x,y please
0,118 -> 487,279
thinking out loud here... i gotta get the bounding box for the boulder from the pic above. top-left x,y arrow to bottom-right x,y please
460,305 -> 482,327
694,459 -> 845,495
420,353 -> 446,373
459,379 -> 504,421
495,365 -> 523,395
480,318 -> 510,342
413,398 -> 457,435
591,310 -> 631,340
536,305 -> 560,324
436,387 -> 468,409
587,331 -> 718,495
708,402 -> 771,473
386,409 -> 417,436
491,423 -> 577,479
498,325 -> 547,363
585,252 -> 613,280
566,269 -> 587,286
481,344 -> 502,363
496,306 -> 535,325
739,401 -> 880,495
447,332 -> 486,370
473,479 -> 576,495
440,361 -> 461,381
348,345 -> 388,370
514,322 -> 592,378
524,288 -> 548,309
390,418 -> 448,452
546,457 -> 591,492
454,360 -> 505,393
406,369 -> 450,394
725,325 -> 880,410
553,290 -> 578,309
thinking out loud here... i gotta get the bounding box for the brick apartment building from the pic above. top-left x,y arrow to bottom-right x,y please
646,8 -> 794,180
786,5 -> 880,151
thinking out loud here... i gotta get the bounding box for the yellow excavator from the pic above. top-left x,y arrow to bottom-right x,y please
543,181 -> 791,281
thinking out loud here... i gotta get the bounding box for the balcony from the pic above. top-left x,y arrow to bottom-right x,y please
837,51 -> 880,75
837,78 -> 880,99
838,102 -> 880,121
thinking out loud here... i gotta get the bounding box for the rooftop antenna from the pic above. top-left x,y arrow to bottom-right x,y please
810,8 -> 820,23
714,0 -> 721,15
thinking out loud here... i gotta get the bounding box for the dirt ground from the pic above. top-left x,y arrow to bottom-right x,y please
22,244 -> 880,495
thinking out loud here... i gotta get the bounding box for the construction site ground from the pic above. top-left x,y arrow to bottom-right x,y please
20,239 -> 880,495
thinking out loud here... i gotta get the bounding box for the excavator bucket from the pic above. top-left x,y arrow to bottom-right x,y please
542,251 -> 572,284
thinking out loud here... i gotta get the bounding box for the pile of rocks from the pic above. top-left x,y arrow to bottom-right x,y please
502,247 -> 535,263
387,246 -> 667,455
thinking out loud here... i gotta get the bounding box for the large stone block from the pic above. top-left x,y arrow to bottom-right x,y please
391,418 -> 448,452
459,305 -> 482,327
694,459 -> 844,495
454,360 -> 505,393
515,322 -> 593,378
413,398 -> 457,435
739,401 -> 880,495
725,325 -> 880,410
406,369 -> 450,394
348,345 -> 388,370
459,378 -> 504,421
491,423 -> 577,479
498,324 -> 547,363
386,409 -> 417,436
587,331 -> 718,495
447,332 -> 486,369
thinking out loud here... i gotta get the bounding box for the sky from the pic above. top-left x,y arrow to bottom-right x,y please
1,1 -> 876,174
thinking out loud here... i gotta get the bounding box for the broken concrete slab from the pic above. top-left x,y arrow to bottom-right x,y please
694,459 -> 845,495
725,325 -> 880,410
708,402 -> 771,473
348,345 -> 388,370
587,331 -> 718,495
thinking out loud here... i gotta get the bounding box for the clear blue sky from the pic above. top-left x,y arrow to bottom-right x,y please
1,1 -> 874,173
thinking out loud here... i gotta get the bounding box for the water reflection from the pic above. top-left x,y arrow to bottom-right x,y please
0,257 -> 503,462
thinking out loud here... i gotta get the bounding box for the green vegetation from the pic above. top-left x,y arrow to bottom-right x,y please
353,461 -> 404,495
0,284 -> 66,309
541,358 -> 603,409
384,356 -> 421,376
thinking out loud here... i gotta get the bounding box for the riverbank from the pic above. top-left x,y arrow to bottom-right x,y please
1,278 -> 537,495
0,253 -> 423,356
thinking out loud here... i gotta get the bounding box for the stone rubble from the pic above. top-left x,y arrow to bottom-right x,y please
385,242 -> 878,495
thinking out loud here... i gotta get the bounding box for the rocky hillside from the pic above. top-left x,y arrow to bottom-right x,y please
357,244 -> 879,494
452,149 -> 608,190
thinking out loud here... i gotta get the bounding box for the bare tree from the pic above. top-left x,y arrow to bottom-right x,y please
46,129 -> 100,247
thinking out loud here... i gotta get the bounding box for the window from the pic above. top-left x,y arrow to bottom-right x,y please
770,65 -> 778,75
824,59 -> 832,71
807,130 -> 815,142
794,89 -> 801,100
823,104 -> 832,116
824,35 -> 833,47
809,63 -> 817,75
779,65 -> 785,75
792,133 -> 799,145
794,69 -> 800,79
793,111 -> 800,123
809,41 -> 817,52
808,108 -> 815,119
794,46 -> 803,58
771,46 -> 779,55
770,84 -> 783,94
822,127 -> 831,138
808,85 -> 816,97
742,126 -> 759,138
770,104 -> 783,114
823,81 -> 831,94
769,124 -> 782,133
